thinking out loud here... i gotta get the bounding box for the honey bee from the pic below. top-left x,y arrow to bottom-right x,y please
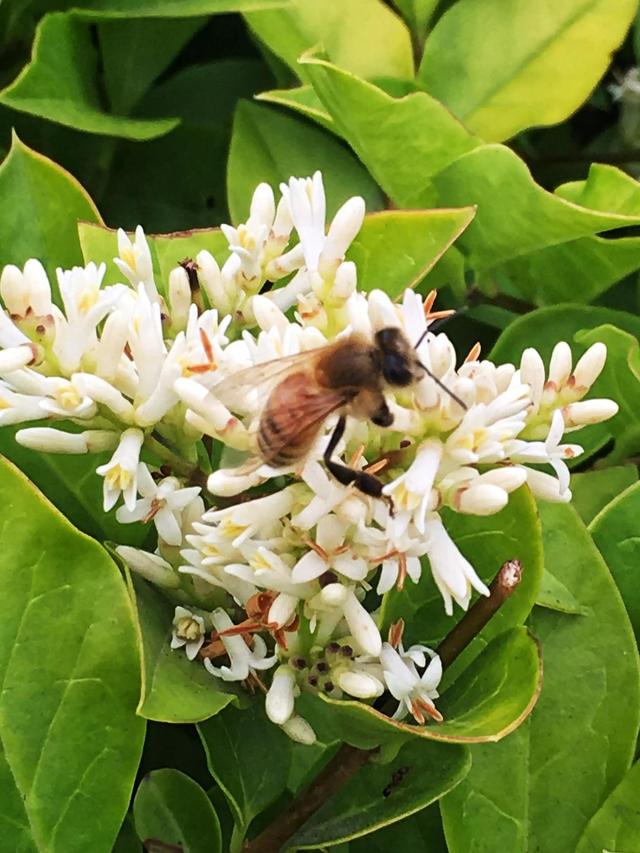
214,325 -> 466,499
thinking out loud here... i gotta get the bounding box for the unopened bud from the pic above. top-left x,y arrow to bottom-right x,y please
168,267 -> 191,331
563,399 -> 618,428
281,714 -> 316,745
572,343 -> 607,392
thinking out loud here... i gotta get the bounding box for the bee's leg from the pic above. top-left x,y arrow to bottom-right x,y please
323,416 -> 386,499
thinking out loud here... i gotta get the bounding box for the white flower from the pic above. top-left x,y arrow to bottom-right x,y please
1,259 -> 52,317
380,641 -> 442,723
116,464 -> 201,546
265,664 -> 298,724
16,427 -> 117,454
423,514 -> 490,615
204,608 -> 277,681
507,409 -> 582,496
116,546 -> 180,588
39,377 -> 97,419
292,515 -> 368,583
170,606 -> 206,660
308,583 -> 382,656
383,438 -> 442,536
115,225 -> 157,299
96,427 -> 144,511
285,171 -> 326,273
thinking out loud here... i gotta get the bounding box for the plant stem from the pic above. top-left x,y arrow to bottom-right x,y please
244,559 -> 522,853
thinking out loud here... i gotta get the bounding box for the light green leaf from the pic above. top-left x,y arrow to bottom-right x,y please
419,0 -> 637,141
0,457 -> 145,852
245,0 -> 413,82
69,0 -> 288,18
590,480 -> 640,643
490,307 -> 640,463
576,761 -> 640,853
103,59 -> 270,231
131,577 -> 239,723
555,163 -> 640,215
302,54 -> 479,208
198,703 -> 292,838
0,132 -> 101,281
535,568 -> 584,615
256,85 -> 334,132
347,208 -> 475,296
390,0 -> 440,42
0,13 -> 180,139
382,488 -> 543,683
289,739 -> 470,849
78,222 -> 229,290
227,100 -> 384,224
441,503 -> 640,853
431,145 -> 640,271
133,769 -> 222,853
299,627 -> 541,751
98,18 -> 205,115
576,324 -> 640,462
571,465 -> 638,526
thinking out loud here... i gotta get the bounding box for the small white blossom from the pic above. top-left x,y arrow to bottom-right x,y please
96,427 -> 144,511
171,606 -> 206,660
380,641 -> 442,723
204,608 -> 277,681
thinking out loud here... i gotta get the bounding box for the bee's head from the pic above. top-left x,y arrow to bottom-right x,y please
375,327 -> 418,387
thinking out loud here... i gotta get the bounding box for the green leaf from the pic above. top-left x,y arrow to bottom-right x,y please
301,54 -> 479,208
244,0 -> 413,82
0,424 -> 147,546
113,816 -> 142,853
575,761 -> 640,853
98,18 -> 205,115
66,0 -> 288,18
555,163 -> 640,215
441,503 -> 640,853
256,85 -> 334,132
419,0 -> 637,141
347,208 -> 475,296
0,14 -> 180,139
227,100 -> 384,224
288,739 -> 470,849
490,307 -> 640,463
0,457 -> 145,851
431,145 -> 640,271
198,702 -> 292,837
590,480 -> 640,644
132,577 -> 239,723
575,324 -> 640,462
103,60 -> 270,231
133,769 -> 222,853
0,132 -> 101,281
382,488 -> 543,681
571,465 -> 638,526
390,0 -> 440,42
349,804 -> 447,853
535,567 -> 585,615
78,222 -> 229,291
299,627 -> 541,751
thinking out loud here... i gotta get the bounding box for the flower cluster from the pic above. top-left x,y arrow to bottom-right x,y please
0,172 -> 617,743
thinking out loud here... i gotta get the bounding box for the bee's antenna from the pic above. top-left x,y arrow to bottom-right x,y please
416,361 -> 468,411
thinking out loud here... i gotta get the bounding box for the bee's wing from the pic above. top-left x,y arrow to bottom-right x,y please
212,348 -> 324,412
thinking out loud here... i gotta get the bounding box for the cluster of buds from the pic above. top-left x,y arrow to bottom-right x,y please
0,172 -> 618,742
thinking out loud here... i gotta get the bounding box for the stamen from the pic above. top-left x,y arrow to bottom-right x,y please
416,696 -> 444,722
396,553 -> 407,591
142,497 -> 163,524
387,618 -> 405,648
367,548 -> 398,563
301,534 -> 329,561
199,327 -> 215,364
423,289 -> 437,316
364,458 -> 389,475
349,444 -> 365,468
410,699 -> 425,725
465,342 -> 481,363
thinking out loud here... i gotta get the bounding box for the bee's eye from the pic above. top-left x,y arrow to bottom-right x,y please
383,353 -> 413,386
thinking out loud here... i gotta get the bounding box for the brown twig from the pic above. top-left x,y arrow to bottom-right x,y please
244,559 -> 522,853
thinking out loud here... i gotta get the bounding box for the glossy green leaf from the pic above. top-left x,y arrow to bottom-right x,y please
441,503 -> 640,853
245,0 -> 413,82
535,566 -> 584,615
490,306 -> 640,463
590,480 -> 640,643
256,85 -> 334,132
299,627 -> 541,751
391,0 -> 440,42
302,54 -> 479,208
98,18 -> 205,115
576,324 -> 640,462
131,576 -> 239,723
289,739 -> 470,849
0,457 -> 145,851
431,145 -> 640,271
78,222 -> 228,290
0,424 -> 146,546
555,163 -> 640,215
68,0 -> 288,18
349,804 -> 447,853
227,101 -> 384,225
419,0 -> 637,141
347,208 -> 475,296
571,465 -> 638,525
113,816 -> 142,853
382,488 -> 543,682
133,769 -> 221,853
575,761 -> 640,853
0,132 -> 101,281
0,14 -> 180,139
198,702 -> 292,838
104,60 -> 270,231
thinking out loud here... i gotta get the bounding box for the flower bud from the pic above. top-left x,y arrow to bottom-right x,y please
572,343 -> 607,392
336,669 -> 384,699
116,546 -> 181,588
281,714 -> 316,745
0,344 -> 35,374
477,466 -> 527,492
265,665 -> 296,725
168,267 -> 191,331
368,289 -> 399,331
16,427 -> 116,454
332,261 -> 357,300
522,467 -> 572,502
548,341 -> 572,388
520,347 -> 545,406
319,196 -> 365,272
343,589 -> 382,657
563,399 -> 618,428
456,484 -> 509,516
248,183 -> 276,229
197,250 -> 229,313
0,264 -> 28,316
